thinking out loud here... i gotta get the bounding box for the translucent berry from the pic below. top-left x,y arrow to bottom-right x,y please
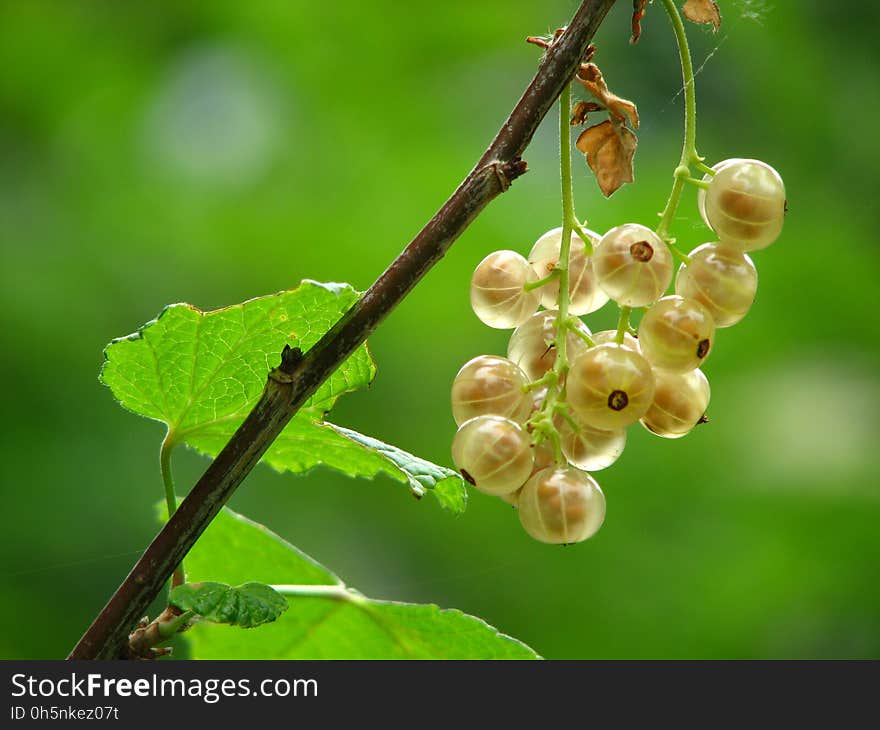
528,227 -> 609,316
470,250 -> 542,329
703,159 -> 786,251
507,310 -> 591,381
452,415 -> 534,496
451,355 -> 531,426
675,242 -> 758,328
555,413 -> 626,472
567,344 -> 656,430
697,158 -> 743,225
591,328 -> 640,352
500,441 -> 554,507
641,368 -> 711,439
593,224 -> 673,307
518,466 -> 606,544
638,295 -> 715,373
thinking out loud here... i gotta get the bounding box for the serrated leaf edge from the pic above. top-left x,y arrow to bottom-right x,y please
327,424 -> 468,512
359,598 -> 542,659
98,279 -> 373,427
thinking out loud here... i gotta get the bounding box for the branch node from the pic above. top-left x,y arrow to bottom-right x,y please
487,157 -> 528,192
127,606 -> 181,660
271,345 -> 304,383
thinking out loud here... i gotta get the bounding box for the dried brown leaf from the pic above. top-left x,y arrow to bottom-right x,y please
575,119 -> 637,197
576,63 -> 639,129
682,0 -> 721,31
525,35 -> 552,50
632,0 -> 648,43
570,101 -> 603,126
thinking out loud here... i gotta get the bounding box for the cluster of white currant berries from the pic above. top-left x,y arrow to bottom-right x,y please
451,158 -> 786,545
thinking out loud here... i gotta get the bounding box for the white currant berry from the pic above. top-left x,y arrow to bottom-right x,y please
452,415 -> 534,496
675,242 -> 758,327
518,466 -> 606,544
500,440 -> 555,507
697,158 -> 743,226
469,250 -> 542,329
638,295 -> 715,373
451,355 -> 531,426
567,344 -> 656,430
507,310 -> 591,381
593,224 -> 673,307
591,328 -> 640,352
528,227 -> 609,316
641,368 -> 710,439
703,159 -> 786,251
555,413 -> 626,472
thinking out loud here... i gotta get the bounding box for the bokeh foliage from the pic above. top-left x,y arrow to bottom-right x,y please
1,0 -> 878,658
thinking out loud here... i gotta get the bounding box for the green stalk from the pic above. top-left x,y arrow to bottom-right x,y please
160,433 -> 185,590
157,610 -> 194,640
531,83 -> 577,464
554,82 -> 576,382
271,584 -> 364,603
656,0 -> 700,252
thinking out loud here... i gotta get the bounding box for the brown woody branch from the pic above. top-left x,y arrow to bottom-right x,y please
68,0 -> 618,660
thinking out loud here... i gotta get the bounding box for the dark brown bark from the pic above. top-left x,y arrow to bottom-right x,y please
68,0 -> 618,660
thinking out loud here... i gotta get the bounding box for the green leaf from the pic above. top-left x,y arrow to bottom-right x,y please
169,582 -> 288,628
328,425 -> 467,513
102,280 -> 466,511
101,280 -> 372,469
178,504 -> 539,659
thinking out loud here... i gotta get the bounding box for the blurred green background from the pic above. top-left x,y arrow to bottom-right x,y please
2,0 -> 878,659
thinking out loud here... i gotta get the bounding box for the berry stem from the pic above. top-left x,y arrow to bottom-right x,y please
566,317 -> 596,347
570,220 -> 594,255
523,268 -> 561,291
692,160 -> 716,177
656,0 -> 700,243
160,432 -> 185,590
668,240 -> 692,265
523,370 -> 558,392
685,177 -> 710,190
556,407 -> 582,432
